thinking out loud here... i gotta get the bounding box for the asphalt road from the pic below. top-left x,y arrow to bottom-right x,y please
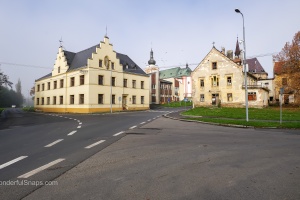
0,108 -> 180,200
21,115 -> 300,200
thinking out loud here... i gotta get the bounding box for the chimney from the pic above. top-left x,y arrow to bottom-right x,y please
221,47 -> 225,54
226,50 -> 233,59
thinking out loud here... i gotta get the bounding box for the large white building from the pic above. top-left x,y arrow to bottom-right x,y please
34,36 -> 149,113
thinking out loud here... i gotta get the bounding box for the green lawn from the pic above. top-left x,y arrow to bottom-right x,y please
182,107 -> 300,128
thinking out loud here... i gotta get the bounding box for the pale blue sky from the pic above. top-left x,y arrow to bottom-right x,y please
0,0 -> 299,97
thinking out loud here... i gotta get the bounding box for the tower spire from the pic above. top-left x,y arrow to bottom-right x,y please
235,37 -> 241,58
148,48 -> 156,65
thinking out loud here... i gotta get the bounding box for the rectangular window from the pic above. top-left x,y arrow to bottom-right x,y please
99,60 -> 103,67
47,97 -> 50,105
200,94 -> 205,102
112,94 -> 115,104
42,84 -> 45,91
227,93 -> 233,102
227,77 -> 232,86
112,77 -> 116,86
141,81 -> 144,89
41,97 -> 44,105
282,78 -> 287,85
132,80 -> 136,88
152,84 -> 156,89
248,92 -> 257,101
123,79 -> 127,87
58,67 -> 60,73
79,94 -> 84,104
37,98 -> 39,105
54,81 -> 57,89
70,77 -> 75,87
212,62 -> 217,70
70,95 -> 74,104
59,96 -> 63,104
47,82 -> 50,90
98,75 -> 104,85
200,79 -> 204,87
111,62 -> 114,70
80,75 -> 84,85
132,95 -> 136,104
141,96 -> 144,104
53,96 -> 56,105
37,85 -> 40,92
98,94 -> 104,104
60,79 -> 64,88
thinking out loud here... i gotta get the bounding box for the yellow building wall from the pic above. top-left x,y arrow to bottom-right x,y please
34,37 -> 149,113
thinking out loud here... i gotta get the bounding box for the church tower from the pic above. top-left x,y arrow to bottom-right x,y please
145,49 -> 160,104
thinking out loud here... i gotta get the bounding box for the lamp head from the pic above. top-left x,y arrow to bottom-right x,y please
235,8 -> 241,13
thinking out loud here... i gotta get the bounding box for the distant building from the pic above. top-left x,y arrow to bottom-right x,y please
273,61 -> 300,104
192,41 -> 269,108
145,49 -> 192,104
34,36 -> 149,113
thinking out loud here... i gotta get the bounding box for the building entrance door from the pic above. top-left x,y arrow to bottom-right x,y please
212,93 -> 219,105
122,95 -> 128,110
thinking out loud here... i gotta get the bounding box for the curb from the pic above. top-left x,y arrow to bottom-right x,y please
163,113 -> 254,129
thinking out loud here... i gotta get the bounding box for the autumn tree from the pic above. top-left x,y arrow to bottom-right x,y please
273,31 -> 300,103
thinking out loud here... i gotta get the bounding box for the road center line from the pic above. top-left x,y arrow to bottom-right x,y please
129,125 -> 137,129
85,140 -> 105,149
0,156 -> 28,170
79,122 -> 82,125
68,130 -> 77,136
77,126 -> 81,128
44,139 -> 64,147
152,118 -> 156,120
147,119 -> 151,122
113,131 -> 124,136
140,122 -> 146,124
18,158 -> 65,179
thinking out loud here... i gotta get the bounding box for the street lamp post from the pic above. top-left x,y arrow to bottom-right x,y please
235,8 -> 248,122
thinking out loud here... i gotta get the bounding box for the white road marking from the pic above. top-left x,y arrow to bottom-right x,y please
77,126 -> 81,128
69,118 -> 73,119
59,116 -> 63,118
157,116 -> 160,118
18,158 -> 65,178
113,131 -> 124,136
74,119 -> 77,121
79,122 -> 82,125
68,130 -> 77,136
140,122 -> 145,124
129,125 -> 137,129
85,140 -> 105,149
44,139 -> 64,147
147,119 -> 151,122
152,118 -> 156,120
77,120 -> 80,122
0,156 -> 28,170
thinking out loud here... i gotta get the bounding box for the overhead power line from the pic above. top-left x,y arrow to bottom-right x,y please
0,62 -> 52,69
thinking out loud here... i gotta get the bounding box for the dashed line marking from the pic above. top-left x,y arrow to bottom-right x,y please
79,122 -> 82,125
59,116 -> 63,118
18,158 -> 65,178
140,122 -> 146,124
85,140 -> 105,149
44,139 -> 64,147
0,156 -> 28,170
74,119 -> 77,121
113,131 -> 124,136
77,126 -> 81,129
152,118 -> 156,120
147,119 -> 151,122
129,125 -> 137,129
68,130 -> 77,136
69,118 -> 73,120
